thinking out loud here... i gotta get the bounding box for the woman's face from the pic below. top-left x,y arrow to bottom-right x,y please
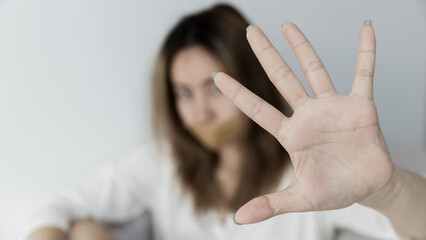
170,45 -> 246,150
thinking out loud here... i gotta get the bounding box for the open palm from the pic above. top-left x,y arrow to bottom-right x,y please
213,22 -> 394,224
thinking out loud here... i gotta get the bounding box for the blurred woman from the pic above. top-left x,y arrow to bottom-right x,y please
24,4 -> 404,240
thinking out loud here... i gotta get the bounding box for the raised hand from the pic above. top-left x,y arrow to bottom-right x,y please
212,21 -> 395,224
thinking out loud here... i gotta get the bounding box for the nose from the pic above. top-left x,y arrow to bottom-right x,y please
193,94 -> 213,124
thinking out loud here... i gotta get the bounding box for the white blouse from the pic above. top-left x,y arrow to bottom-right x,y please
21,143 -> 402,240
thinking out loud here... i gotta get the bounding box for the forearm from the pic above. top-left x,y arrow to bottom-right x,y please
362,166 -> 426,239
26,220 -> 116,240
26,227 -> 67,240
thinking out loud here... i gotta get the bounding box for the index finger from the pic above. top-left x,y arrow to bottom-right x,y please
212,71 -> 289,140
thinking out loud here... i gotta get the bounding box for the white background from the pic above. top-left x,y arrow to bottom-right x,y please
0,0 -> 425,239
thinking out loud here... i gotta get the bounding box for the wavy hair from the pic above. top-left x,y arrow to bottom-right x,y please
151,3 -> 291,213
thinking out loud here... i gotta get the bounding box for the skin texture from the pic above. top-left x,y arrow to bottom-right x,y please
213,22 -> 426,239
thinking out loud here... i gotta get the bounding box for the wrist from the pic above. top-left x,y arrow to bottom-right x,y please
359,164 -> 402,213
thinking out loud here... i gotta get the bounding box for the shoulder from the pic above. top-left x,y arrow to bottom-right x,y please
118,141 -> 173,171
100,141 -> 175,189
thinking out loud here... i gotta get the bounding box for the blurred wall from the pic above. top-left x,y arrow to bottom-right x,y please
0,0 -> 425,239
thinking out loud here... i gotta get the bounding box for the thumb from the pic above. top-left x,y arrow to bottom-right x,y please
234,185 -> 313,224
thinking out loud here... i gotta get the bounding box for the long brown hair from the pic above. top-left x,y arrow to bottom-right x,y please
151,3 -> 290,213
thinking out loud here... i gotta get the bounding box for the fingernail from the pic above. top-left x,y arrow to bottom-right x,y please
281,21 -> 290,28
363,19 -> 372,26
211,70 -> 219,80
233,214 -> 241,225
246,24 -> 255,32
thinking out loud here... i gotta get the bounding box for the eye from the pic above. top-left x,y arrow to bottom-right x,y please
174,87 -> 192,98
210,82 -> 222,94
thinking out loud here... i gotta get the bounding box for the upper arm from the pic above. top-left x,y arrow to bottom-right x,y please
22,144 -> 162,240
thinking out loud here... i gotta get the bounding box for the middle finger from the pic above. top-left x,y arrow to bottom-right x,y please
246,26 -> 310,109
281,22 -> 337,98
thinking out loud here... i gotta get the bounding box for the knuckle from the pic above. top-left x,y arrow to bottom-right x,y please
270,64 -> 292,83
358,49 -> 376,55
292,93 -> 308,108
256,44 -> 273,58
293,40 -> 309,50
303,60 -> 324,75
355,68 -> 374,79
276,117 -> 287,140
249,98 -> 263,119
260,195 -> 276,216
231,84 -> 244,102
